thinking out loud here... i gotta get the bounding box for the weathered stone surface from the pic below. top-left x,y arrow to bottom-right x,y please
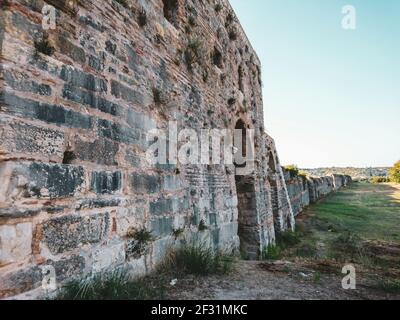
0,0 -> 353,298
150,197 -> 190,216
111,80 -> 146,106
1,93 -> 93,129
92,241 -> 125,273
55,35 -> 86,64
0,265 -> 42,298
283,168 -> 352,215
90,171 -> 122,194
4,69 -> 52,96
49,255 -> 86,283
0,223 -> 32,266
129,173 -> 161,194
60,65 -> 107,93
150,217 -> 174,238
62,85 -> 123,116
24,163 -> 85,199
97,118 -> 142,145
42,213 -> 110,254
0,255 -> 85,298
74,137 -> 119,166
0,119 -> 65,159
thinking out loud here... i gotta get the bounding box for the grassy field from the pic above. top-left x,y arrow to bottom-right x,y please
276,182 -> 400,295
306,182 -> 400,242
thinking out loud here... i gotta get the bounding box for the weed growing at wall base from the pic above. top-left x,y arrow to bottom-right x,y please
162,244 -> 236,276
56,270 -> 166,300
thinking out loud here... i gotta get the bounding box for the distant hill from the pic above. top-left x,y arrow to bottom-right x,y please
301,167 -> 390,180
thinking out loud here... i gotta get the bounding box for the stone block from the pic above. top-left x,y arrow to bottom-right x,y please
42,213 -> 110,254
97,118 -> 142,145
60,65 -> 107,93
129,173 -> 161,194
56,35 -> 86,64
4,69 -> 52,96
74,137 -> 119,166
92,241 -> 125,273
62,84 -> 123,116
1,93 -> 93,129
0,118 -> 65,159
111,80 -> 146,106
90,171 -> 122,194
0,223 -> 32,266
24,163 -> 85,199
150,217 -> 173,238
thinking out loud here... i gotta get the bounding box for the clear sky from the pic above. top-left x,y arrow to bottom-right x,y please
230,0 -> 400,168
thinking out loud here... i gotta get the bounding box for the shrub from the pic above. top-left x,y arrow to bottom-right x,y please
225,11 -> 236,27
184,39 -> 203,69
152,87 -> 164,105
115,0 -> 129,8
276,230 -> 301,248
56,270 -> 165,300
163,244 -> 235,276
370,176 -> 389,184
263,229 -> 304,260
284,165 -> 299,177
298,170 -> 308,179
188,15 -> 196,27
138,8 -> 147,27
172,228 -> 185,239
228,29 -> 238,41
198,219 -> 208,231
389,161 -> 400,183
263,244 -> 282,260
127,228 -> 154,243
34,37 -> 55,56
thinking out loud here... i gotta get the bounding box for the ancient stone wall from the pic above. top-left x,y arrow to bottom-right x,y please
284,170 -> 352,216
0,0 -> 296,298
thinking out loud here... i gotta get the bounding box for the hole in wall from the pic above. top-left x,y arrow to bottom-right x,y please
234,119 -> 247,168
238,65 -> 244,92
163,0 -> 179,26
62,150 -> 76,164
212,47 -> 223,68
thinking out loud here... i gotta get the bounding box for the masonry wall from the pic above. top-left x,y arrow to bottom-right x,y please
0,0 -> 296,298
284,170 -> 352,217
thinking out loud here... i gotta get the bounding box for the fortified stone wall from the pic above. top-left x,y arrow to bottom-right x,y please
284,170 -> 352,216
0,0 -> 295,298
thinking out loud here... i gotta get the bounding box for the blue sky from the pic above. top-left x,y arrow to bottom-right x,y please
230,0 -> 400,168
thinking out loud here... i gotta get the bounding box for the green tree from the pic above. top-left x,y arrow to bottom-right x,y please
389,161 -> 400,183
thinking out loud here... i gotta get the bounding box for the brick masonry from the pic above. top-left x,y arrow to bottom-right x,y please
0,0 -> 351,298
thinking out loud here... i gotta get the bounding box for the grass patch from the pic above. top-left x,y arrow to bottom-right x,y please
374,279 -> 400,294
163,244 -> 236,276
263,229 -> 304,260
305,183 -> 400,243
263,244 -> 282,260
276,230 -> 302,248
295,243 -> 318,258
56,270 -> 165,300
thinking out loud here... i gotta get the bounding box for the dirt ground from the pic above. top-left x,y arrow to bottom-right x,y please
165,259 -> 399,300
